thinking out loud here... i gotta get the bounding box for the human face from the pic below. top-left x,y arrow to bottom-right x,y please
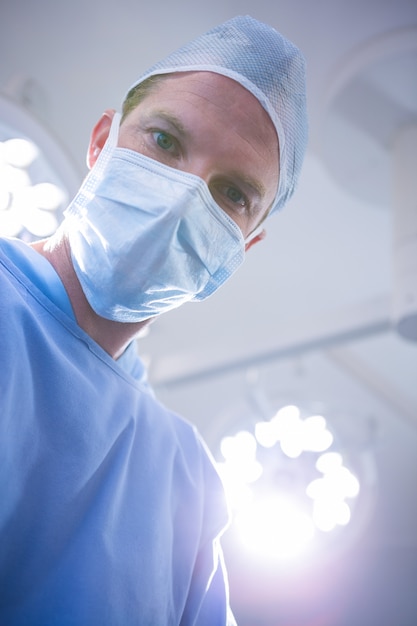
117,71 -> 279,239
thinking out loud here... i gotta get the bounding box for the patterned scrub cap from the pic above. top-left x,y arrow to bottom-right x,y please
125,15 -> 308,215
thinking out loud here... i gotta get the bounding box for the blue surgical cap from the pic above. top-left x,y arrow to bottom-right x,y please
125,15 -> 308,215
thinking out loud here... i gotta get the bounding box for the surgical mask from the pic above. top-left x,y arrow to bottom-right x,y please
64,114 -> 245,323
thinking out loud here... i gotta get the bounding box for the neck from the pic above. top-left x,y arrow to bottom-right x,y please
30,229 -> 150,360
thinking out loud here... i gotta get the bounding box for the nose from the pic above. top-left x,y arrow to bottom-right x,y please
180,156 -> 212,187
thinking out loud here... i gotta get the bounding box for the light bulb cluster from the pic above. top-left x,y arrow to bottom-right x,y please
217,404 -> 361,560
254,404 -> 334,457
0,137 -> 67,240
307,451 -> 360,532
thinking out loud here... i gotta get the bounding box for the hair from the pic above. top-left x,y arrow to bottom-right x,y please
121,74 -> 168,122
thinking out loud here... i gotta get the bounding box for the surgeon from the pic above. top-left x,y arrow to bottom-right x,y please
0,15 -> 307,626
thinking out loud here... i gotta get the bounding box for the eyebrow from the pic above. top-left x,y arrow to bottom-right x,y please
149,110 -> 189,137
235,172 -> 266,201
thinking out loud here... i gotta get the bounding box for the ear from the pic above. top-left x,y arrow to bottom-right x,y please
245,228 -> 266,252
86,108 -> 116,169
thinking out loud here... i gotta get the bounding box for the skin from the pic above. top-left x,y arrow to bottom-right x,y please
31,71 -> 279,359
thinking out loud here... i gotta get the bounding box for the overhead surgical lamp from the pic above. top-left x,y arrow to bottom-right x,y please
215,396 -> 373,564
0,91 -> 79,241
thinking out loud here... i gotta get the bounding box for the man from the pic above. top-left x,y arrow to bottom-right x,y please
0,15 -> 307,625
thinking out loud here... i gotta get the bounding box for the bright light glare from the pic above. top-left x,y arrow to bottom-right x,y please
235,494 -> 315,560
2,138 -> 38,168
255,408 -> 333,458
30,182 -> 66,210
217,462 -> 254,510
316,452 -> 343,474
220,431 -> 262,484
0,137 -> 67,239
0,210 -> 21,237
221,430 -> 257,462
312,498 -> 351,532
255,405 -> 302,450
254,420 -> 277,448
271,404 -> 300,440
0,163 -> 31,191
313,452 -> 360,498
304,415 -> 326,431
218,405 -> 362,557
21,208 -> 58,237
273,405 -> 304,458
306,455 -> 359,533
301,415 -> 333,452
304,428 -> 333,452
335,467 -> 360,498
280,429 -> 304,458
0,187 -> 10,211
306,468 -> 359,501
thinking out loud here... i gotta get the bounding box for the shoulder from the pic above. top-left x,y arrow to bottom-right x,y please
157,401 -> 231,539
185,422 -> 231,540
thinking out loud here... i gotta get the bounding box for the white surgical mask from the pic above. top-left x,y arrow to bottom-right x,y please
64,114 -> 245,322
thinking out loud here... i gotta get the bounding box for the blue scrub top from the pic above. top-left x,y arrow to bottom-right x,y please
1,237 -> 148,382
0,238 -> 235,626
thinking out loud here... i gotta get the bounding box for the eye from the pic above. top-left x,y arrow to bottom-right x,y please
153,131 -> 175,152
225,186 -> 246,206
213,182 -> 247,210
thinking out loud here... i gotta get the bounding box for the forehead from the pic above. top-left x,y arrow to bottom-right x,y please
138,70 -> 275,133
128,70 -> 278,143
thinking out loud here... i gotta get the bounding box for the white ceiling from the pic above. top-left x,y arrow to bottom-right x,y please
1,1 -> 417,624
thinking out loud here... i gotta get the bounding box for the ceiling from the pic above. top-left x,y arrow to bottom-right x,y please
1,1 -> 417,624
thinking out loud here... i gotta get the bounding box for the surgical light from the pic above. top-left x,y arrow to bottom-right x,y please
0,92 -> 79,241
219,430 -> 263,486
218,404 -> 361,561
256,404 -> 334,458
235,494 -> 315,561
2,137 -> 39,168
0,137 -> 64,238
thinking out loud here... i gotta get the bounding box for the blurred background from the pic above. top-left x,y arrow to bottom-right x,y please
1,1 -> 416,624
